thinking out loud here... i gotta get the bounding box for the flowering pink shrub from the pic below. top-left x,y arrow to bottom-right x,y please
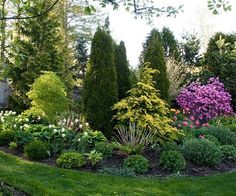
177,78 -> 233,122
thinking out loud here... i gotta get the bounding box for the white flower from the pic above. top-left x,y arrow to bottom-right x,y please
12,112 -> 16,115
63,119 -> 66,122
23,124 -> 30,128
75,119 -> 79,123
37,116 -> 41,120
13,124 -> 17,128
1,117 -> 5,122
18,118 -> 22,122
77,138 -> 81,142
85,122 -> 89,127
62,134 -> 66,138
20,126 -> 23,130
84,131 -> 88,136
53,129 -> 58,133
79,124 -> 83,129
25,118 -> 29,122
61,128 -> 65,133
49,124 -> 52,128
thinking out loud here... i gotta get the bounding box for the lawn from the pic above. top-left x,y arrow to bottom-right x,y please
0,151 -> 236,196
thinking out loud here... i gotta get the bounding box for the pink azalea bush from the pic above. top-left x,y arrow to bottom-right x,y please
176,78 -> 233,122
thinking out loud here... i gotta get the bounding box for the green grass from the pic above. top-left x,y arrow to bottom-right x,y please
0,151 -> 236,196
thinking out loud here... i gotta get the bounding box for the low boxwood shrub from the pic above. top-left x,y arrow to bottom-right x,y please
182,139 -> 222,167
221,145 -> 236,162
123,155 -> 149,174
94,142 -> 113,158
98,167 -> 136,177
159,150 -> 186,172
0,129 -> 15,145
24,140 -> 50,160
57,151 -> 85,169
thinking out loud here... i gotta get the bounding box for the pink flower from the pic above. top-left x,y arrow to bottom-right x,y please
205,123 -> 210,127
177,124 -> 182,128
195,120 -> 200,126
189,125 -> 193,129
182,121 -> 188,126
190,116 -> 195,121
199,134 -> 205,139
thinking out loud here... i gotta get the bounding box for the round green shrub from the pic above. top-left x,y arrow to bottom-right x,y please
221,145 -> 236,162
0,129 -> 15,145
204,135 -> 220,146
57,152 -> 85,169
206,126 -> 236,147
182,139 -> 222,167
123,155 -> 149,174
24,140 -> 50,160
161,141 -> 178,152
159,150 -> 186,172
228,124 -> 236,133
94,142 -> 113,158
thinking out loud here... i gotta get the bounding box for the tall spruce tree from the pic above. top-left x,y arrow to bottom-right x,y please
114,41 -> 131,100
142,29 -> 170,103
161,27 -> 180,61
82,28 -> 118,137
7,0 -> 68,110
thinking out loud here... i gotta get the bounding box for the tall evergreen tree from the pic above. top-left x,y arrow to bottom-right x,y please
161,27 -> 180,61
82,28 -> 118,137
6,0 -> 69,110
114,41 -> 131,100
142,29 -> 170,103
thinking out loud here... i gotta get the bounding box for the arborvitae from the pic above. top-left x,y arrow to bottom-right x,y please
161,27 -> 180,61
142,29 -> 170,103
82,29 -> 118,137
114,41 -> 131,100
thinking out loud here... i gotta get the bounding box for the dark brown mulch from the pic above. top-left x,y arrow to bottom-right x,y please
0,145 -> 236,177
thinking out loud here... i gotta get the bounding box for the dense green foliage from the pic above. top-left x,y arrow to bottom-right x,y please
159,150 -> 186,172
57,152 -> 86,169
6,0 -> 68,110
123,155 -> 149,174
113,64 -> 177,141
26,72 -> 68,121
142,29 -> 170,103
182,139 -> 222,167
82,28 -> 118,137
221,145 -> 236,162
24,140 -> 49,161
204,32 -> 236,109
161,27 -> 180,61
0,129 -> 15,145
94,142 -> 113,158
114,41 -> 131,100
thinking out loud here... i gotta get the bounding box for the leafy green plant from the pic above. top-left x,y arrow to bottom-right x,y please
160,141 -> 178,152
86,150 -> 103,166
221,145 -> 236,162
113,64 -> 177,141
182,139 -> 222,167
26,71 -> 68,121
57,111 -> 82,131
123,155 -> 150,174
0,129 -> 15,145
94,142 -> 113,158
115,124 -> 154,154
98,167 -> 136,177
159,150 -> 186,172
204,135 -> 220,146
24,140 -> 50,161
9,142 -> 18,150
57,151 -> 85,169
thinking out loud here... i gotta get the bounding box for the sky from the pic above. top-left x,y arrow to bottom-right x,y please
104,0 -> 236,67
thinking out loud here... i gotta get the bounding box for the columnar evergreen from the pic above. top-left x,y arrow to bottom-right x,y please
114,41 -> 131,100
142,29 -> 170,103
82,28 -> 118,137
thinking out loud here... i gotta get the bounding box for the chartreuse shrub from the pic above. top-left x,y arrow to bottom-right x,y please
0,129 -> 15,145
221,145 -> 236,162
123,155 -> 150,174
26,71 -> 68,121
57,151 -> 86,169
209,116 -> 236,133
113,64 -> 177,142
182,139 -> 222,167
159,150 -> 186,172
24,140 -> 50,161
177,78 -> 233,122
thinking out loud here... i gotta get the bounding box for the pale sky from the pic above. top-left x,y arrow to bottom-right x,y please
104,0 -> 236,67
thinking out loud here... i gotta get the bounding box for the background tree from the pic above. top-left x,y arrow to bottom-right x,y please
82,28 -> 118,137
161,27 -> 180,61
142,29 -> 170,103
114,41 -> 131,100
6,0 -> 69,111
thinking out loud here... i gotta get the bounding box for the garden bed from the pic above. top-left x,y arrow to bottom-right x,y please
1,145 -> 235,178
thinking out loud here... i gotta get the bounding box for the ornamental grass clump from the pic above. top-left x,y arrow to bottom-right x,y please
177,78 -> 233,122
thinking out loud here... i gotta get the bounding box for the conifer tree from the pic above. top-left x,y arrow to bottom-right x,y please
82,28 -> 118,137
142,29 -> 170,103
114,41 -> 131,100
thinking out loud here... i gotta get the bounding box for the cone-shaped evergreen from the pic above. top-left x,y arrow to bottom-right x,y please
114,41 -> 131,100
142,29 -> 170,103
82,29 -> 118,137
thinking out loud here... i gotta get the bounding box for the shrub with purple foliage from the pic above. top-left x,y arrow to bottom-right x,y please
176,78 -> 233,122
